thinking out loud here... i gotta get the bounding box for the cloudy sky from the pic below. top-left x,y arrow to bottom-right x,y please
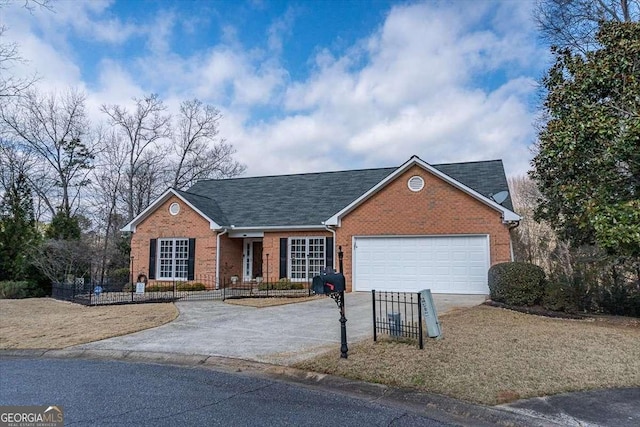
2,0 -> 549,177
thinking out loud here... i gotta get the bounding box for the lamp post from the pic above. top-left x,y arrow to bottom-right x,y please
329,246 -> 348,359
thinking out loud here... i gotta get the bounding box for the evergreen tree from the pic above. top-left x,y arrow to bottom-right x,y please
0,172 -> 38,280
532,22 -> 640,258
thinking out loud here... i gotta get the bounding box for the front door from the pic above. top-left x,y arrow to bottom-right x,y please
252,241 -> 263,278
243,238 -> 263,282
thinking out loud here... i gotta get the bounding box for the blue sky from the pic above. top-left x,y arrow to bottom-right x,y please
2,0 -> 548,176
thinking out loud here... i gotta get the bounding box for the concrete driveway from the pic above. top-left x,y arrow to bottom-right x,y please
77,293 -> 486,365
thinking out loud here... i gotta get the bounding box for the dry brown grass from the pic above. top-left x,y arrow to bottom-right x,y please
0,298 -> 178,349
224,296 -> 322,308
295,305 -> 640,405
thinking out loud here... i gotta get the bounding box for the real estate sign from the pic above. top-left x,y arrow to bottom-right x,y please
420,289 -> 442,339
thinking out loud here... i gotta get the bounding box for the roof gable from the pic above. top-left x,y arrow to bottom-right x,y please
121,189 -> 222,232
325,156 -> 520,225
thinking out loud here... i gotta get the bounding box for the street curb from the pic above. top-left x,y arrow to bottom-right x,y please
0,349 -> 560,427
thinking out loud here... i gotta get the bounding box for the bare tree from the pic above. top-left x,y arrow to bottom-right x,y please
0,89 -> 95,218
101,94 -> 171,221
535,0 -> 640,54
0,0 -> 52,99
509,175 -> 572,274
90,131 -> 129,284
29,238 -> 93,284
171,99 -> 245,189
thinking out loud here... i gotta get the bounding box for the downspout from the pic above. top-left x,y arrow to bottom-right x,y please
216,228 -> 228,289
506,220 -> 520,262
324,223 -> 337,272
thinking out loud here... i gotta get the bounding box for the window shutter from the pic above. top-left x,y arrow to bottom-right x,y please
188,238 -> 196,280
325,237 -> 334,270
279,238 -> 287,279
148,239 -> 157,280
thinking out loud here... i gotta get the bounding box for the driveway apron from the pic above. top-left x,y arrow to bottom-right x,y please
76,293 -> 486,364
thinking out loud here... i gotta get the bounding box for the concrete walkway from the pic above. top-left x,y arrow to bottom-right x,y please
77,293 -> 486,364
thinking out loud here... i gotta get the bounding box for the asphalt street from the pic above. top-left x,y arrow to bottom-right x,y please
0,357 -> 453,427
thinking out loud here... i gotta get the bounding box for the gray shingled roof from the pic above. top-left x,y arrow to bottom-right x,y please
180,159 -> 513,227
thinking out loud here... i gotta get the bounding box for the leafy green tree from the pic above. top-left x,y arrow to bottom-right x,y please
531,21 -> 640,258
0,171 -> 39,279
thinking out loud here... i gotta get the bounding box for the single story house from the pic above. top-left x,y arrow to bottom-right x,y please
122,155 -> 520,294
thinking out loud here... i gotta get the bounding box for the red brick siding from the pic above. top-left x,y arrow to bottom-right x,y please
130,196 -> 217,286
219,233 -> 243,284
335,165 -> 512,291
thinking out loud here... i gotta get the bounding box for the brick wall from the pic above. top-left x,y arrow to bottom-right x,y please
335,165 -> 512,291
130,195 -> 217,285
218,233 -> 243,284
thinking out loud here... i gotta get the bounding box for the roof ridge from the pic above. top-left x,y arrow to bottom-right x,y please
176,188 -> 215,200
434,159 -> 503,167
195,166 -> 398,183
194,159 -> 506,185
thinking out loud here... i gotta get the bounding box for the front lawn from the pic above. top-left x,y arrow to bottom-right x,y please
294,305 -> 640,405
0,298 -> 178,349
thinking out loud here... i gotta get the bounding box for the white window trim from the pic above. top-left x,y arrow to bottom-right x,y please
288,236 -> 326,282
157,238 -> 190,281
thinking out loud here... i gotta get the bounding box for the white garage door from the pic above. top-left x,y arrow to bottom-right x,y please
353,235 -> 490,294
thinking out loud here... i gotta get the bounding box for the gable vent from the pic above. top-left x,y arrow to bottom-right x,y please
407,176 -> 425,192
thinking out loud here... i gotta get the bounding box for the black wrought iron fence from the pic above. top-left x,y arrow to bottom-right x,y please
372,290 -> 424,349
52,276 -> 313,306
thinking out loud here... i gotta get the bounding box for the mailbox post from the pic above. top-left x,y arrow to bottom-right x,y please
311,246 -> 348,358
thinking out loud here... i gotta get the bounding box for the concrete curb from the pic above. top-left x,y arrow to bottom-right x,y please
1,349 -> 559,426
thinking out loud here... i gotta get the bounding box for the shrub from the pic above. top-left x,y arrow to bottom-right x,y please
258,279 -> 304,291
488,262 -> 545,306
176,282 -> 206,291
0,281 -> 45,299
542,272 -> 592,314
145,283 -> 174,292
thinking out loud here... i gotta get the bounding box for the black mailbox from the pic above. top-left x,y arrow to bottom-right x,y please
312,273 -> 346,294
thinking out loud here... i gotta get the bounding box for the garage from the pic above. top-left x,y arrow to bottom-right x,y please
352,235 -> 490,294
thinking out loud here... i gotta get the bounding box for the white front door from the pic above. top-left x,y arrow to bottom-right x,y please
243,238 -> 254,282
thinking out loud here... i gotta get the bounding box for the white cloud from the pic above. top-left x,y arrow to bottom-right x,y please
3,0 -> 546,179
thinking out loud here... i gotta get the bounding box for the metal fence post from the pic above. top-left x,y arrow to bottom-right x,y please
372,290 -> 377,342
417,292 -> 424,350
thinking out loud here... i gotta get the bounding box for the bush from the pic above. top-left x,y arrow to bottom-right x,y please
145,283 -> 174,292
176,282 -> 206,291
0,281 -> 46,299
542,272 -> 593,314
258,278 -> 304,291
488,262 -> 545,306
596,282 -> 640,317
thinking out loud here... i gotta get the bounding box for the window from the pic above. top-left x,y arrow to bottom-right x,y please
289,237 -> 325,281
158,238 -> 189,280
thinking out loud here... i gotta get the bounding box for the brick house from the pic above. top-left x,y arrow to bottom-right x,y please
122,155 -> 520,294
